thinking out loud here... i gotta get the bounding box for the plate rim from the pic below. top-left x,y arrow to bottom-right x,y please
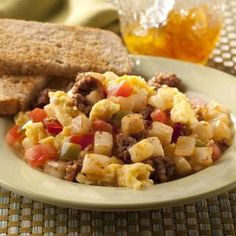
1,171 -> 236,211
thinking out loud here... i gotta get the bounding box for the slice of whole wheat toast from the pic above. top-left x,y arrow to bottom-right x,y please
0,19 -> 132,78
0,75 -> 47,115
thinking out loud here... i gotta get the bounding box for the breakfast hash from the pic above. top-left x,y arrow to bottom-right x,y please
5,72 -> 233,189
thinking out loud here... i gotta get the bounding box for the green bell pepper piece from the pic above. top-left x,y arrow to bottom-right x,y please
111,111 -> 132,127
195,138 -> 205,147
60,142 -> 80,160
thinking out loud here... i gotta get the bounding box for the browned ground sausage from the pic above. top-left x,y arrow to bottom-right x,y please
64,160 -> 83,182
115,133 -> 137,163
34,88 -> 53,108
148,73 -> 184,91
71,73 -> 105,114
144,156 -> 175,183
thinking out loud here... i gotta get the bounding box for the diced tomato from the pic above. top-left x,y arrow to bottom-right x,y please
115,82 -> 133,97
25,144 -> 58,168
44,120 -> 63,135
5,125 -> 24,146
211,142 -> 222,161
70,133 -> 94,150
151,109 -> 168,124
107,81 -> 133,97
93,120 -> 113,133
28,108 -> 47,122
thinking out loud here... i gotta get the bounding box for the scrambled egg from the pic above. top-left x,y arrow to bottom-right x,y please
171,92 -> 197,125
15,112 -> 29,126
24,121 -> 47,144
107,75 -> 155,96
44,91 -> 80,126
76,154 -> 123,186
90,99 -> 120,120
39,136 -> 59,149
116,163 -> 154,189
148,87 -> 178,110
76,154 -> 154,189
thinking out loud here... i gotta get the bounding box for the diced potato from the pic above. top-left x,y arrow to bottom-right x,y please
191,147 -> 213,169
54,107 -> 73,127
81,153 -> 111,176
174,156 -> 192,176
164,143 -> 176,158
77,163 -> 121,186
109,156 -> 124,165
193,121 -> 213,142
90,99 -> 120,120
209,113 -> 231,127
175,136 -> 196,156
147,137 -> 164,157
121,114 -> 144,136
86,90 -> 104,105
62,126 -> 71,136
22,137 -> 34,151
44,104 -> 56,119
76,173 -> 93,185
94,131 -> 113,156
128,139 -> 154,162
116,163 -> 154,189
204,100 -> 229,120
131,93 -> 147,112
211,120 -> 232,141
170,92 -> 197,125
109,93 -> 147,112
71,115 -> 91,134
78,164 -> 120,186
148,122 -> 173,146
109,96 -> 135,111
148,93 -> 166,110
101,164 -> 121,184
43,160 -> 66,179
103,71 -> 119,83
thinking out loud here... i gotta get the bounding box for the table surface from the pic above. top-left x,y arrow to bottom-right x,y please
1,1 -> 236,235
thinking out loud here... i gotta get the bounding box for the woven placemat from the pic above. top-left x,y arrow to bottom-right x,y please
1,0 -> 236,235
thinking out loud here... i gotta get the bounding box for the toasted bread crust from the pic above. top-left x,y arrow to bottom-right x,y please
0,75 -> 47,115
0,98 -> 18,115
0,19 -> 132,78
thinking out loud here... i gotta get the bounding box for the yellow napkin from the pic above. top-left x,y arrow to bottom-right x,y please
0,0 -> 119,31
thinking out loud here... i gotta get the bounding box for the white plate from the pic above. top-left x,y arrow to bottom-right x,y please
0,55 -> 236,211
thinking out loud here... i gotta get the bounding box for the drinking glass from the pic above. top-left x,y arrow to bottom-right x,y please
112,0 -> 224,64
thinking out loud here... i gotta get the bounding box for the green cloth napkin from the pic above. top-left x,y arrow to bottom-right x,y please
0,0 -> 119,32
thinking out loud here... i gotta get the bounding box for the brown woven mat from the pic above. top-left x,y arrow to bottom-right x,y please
1,0 -> 236,235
